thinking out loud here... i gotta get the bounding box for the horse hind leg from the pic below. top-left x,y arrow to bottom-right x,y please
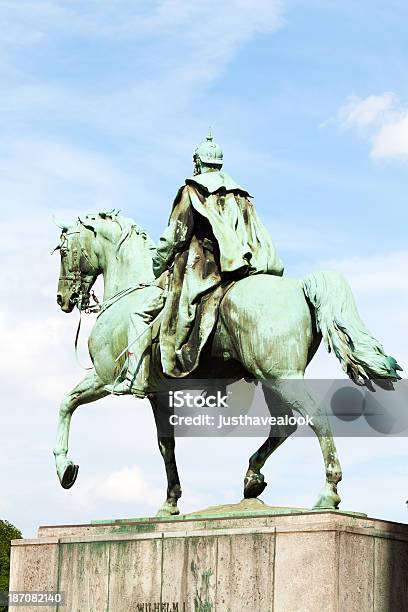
309,410 -> 342,509
53,369 -> 108,489
288,382 -> 342,509
269,378 -> 342,509
244,384 -> 298,499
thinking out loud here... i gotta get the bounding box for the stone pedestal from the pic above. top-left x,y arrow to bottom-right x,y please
9,506 -> 408,611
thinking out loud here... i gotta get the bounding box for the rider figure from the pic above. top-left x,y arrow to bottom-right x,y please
106,130 -> 284,396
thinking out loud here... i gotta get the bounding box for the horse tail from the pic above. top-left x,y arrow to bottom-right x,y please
302,270 -> 402,383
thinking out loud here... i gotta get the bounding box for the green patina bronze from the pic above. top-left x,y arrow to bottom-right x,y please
52,133 -> 402,517
191,561 -> 213,612
90,498 -> 367,526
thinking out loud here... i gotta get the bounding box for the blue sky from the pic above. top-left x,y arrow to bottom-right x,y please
0,1 -> 407,536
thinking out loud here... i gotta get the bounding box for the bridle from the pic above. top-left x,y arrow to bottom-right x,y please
53,228 -> 100,370
54,221 -> 155,370
58,229 -> 100,313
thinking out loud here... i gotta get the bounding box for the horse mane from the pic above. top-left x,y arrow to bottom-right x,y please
79,209 -> 156,258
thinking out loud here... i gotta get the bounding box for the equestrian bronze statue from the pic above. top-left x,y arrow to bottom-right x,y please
53,133 -> 401,516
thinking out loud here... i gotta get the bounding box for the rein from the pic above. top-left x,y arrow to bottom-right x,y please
59,224 -> 155,370
74,283 -> 155,370
96,284 -> 152,318
60,230 -> 100,370
59,230 -> 98,313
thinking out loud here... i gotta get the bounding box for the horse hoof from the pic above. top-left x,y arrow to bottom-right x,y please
313,488 -> 340,510
61,463 -> 79,489
244,474 -> 267,499
156,501 -> 180,517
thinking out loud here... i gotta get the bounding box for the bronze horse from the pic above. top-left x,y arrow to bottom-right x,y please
53,212 -> 401,515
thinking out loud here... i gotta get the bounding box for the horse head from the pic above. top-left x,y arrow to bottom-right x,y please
53,210 -> 155,313
54,216 -> 100,313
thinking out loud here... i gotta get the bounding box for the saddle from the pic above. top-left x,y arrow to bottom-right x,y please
148,280 -> 236,390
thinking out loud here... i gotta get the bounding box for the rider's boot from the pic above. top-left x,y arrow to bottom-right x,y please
105,314 -> 152,397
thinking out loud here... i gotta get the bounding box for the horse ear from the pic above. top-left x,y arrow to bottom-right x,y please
99,209 -> 120,220
78,216 -> 97,235
52,215 -> 71,232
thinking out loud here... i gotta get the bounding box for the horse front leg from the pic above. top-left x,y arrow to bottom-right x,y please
53,369 -> 108,489
149,394 -> 181,516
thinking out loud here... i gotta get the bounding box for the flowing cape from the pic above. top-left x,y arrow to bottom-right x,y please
153,171 -> 284,377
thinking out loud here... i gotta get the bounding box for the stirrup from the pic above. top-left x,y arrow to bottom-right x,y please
104,381 -> 129,395
104,378 -> 146,398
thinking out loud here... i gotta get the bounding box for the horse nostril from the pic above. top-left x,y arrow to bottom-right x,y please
57,294 -> 63,306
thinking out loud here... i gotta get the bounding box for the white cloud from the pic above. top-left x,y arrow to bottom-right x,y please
93,465 -> 163,506
0,1 -> 283,48
321,250 -> 408,296
0,0 -> 283,89
0,139 -> 141,211
372,113 -> 408,160
0,1 -> 283,148
0,311 -> 74,397
335,92 -> 408,161
338,93 -> 396,129
305,249 -> 408,380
